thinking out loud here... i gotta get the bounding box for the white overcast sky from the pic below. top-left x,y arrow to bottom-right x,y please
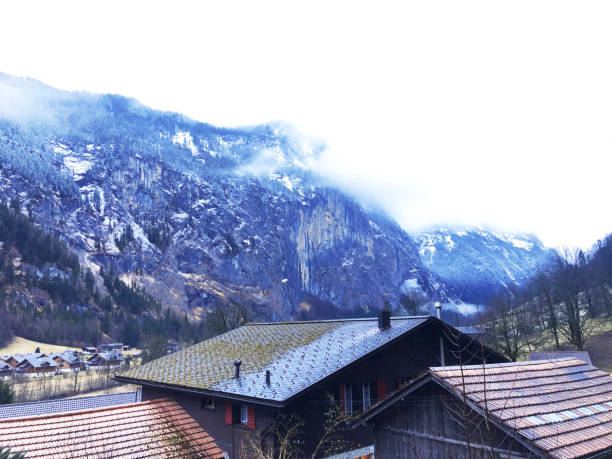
1,1 -> 611,249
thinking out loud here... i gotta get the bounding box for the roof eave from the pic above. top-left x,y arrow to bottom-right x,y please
113,376 -> 285,408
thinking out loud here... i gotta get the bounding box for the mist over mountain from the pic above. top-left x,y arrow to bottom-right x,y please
0,73 -> 554,321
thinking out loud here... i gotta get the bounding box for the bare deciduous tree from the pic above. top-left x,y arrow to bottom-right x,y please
244,394 -> 351,459
400,290 -> 428,316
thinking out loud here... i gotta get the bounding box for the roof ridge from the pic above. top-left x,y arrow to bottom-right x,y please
0,390 -> 140,409
435,362 -> 595,382
0,398 -> 171,423
430,357 -> 581,372
245,315 -> 432,326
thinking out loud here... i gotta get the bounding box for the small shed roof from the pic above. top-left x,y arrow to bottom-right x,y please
0,398 -> 225,458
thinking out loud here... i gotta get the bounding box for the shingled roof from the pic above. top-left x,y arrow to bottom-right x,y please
117,316 -> 431,405
358,358 -> 612,458
431,358 -> 612,458
0,398 -> 225,458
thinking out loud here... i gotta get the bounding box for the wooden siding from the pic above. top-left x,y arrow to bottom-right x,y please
371,384 -> 536,458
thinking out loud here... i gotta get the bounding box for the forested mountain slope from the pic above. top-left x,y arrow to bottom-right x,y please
0,74 -> 449,324
0,201 -> 202,348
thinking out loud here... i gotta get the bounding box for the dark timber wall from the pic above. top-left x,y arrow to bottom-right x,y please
370,384 -> 537,458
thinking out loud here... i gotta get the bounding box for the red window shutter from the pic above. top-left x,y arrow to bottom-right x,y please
339,385 -> 345,410
225,402 -> 232,424
377,380 -> 386,399
247,406 -> 256,429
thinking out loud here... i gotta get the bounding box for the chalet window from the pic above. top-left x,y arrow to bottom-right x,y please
344,384 -> 353,415
227,403 -> 241,424
352,384 -> 361,413
200,397 -> 216,410
363,382 -> 371,409
241,404 -> 248,424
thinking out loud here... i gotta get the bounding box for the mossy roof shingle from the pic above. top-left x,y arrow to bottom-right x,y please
118,317 -> 429,403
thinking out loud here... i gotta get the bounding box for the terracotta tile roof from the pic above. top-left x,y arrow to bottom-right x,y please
431,358 -> 612,458
117,317 -> 430,403
0,398 -> 225,458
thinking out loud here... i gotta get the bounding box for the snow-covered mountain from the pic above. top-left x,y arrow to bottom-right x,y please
0,74 -> 555,320
415,228 -> 554,304
0,74 -> 451,321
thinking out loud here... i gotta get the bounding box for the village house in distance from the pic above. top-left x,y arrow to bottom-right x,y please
116,311 -> 506,458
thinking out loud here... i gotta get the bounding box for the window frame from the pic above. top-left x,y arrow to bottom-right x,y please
241,403 -> 248,424
344,384 -> 353,415
201,397 -> 216,411
363,382 -> 371,410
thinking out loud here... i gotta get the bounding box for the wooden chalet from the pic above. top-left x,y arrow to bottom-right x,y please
15,355 -> 57,375
353,358 -> 612,458
1,356 -> 20,368
116,313 -> 506,458
87,351 -> 124,367
99,342 -> 123,352
0,361 -> 14,378
50,351 -> 83,370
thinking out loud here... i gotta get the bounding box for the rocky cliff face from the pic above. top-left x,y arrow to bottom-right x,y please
0,74 -> 447,320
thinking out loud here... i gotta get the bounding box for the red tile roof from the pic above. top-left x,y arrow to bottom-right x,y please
431,358 -> 612,458
0,398 -> 225,458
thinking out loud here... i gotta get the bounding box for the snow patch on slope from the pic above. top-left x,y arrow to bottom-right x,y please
173,131 -> 199,156
52,142 -> 93,180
